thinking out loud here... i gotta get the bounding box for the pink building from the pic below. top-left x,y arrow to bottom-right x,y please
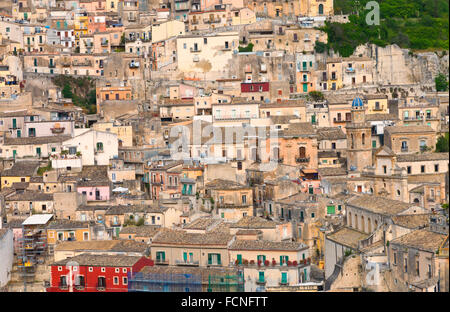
77,183 -> 110,202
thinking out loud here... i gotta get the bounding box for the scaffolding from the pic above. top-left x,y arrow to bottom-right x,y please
128,270 -> 245,292
128,272 -> 202,292
17,224 -> 48,291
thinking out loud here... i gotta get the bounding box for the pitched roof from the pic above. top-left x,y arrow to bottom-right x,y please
396,153 -> 449,162
183,217 -> 222,230
51,254 -> 144,267
151,229 -> 233,246
1,161 -> 40,177
230,216 -> 279,229
316,127 -> 346,140
391,214 -> 431,229
3,135 -> 71,145
229,239 -> 307,251
119,225 -> 163,237
390,228 -> 447,252
205,179 -> 249,190
46,220 -> 91,230
326,227 -> 370,249
6,191 -> 53,201
54,240 -> 148,253
279,122 -> 316,137
384,125 -> 435,134
347,195 -> 412,216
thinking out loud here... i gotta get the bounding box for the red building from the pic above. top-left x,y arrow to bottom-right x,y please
240,82 -> 270,93
47,254 -> 153,292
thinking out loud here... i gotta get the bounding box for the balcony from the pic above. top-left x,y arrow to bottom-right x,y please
175,259 -> 200,266
72,60 -> 92,67
101,41 -> 108,47
191,19 -> 199,25
345,67 -> 355,73
50,127 -> 65,134
296,157 -> 310,163
401,147 -> 408,152
279,279 -> 289,286
373,106 -> 384,111
333,118 -> 350,123
204,18 -> 221,24
48,63 -> 56,68
155,259 -> 169,265
75,284 -> 85,290
256,279 -> 266,285
59,283 -> 68,290
427,197 -> 435,202
129,61 -> 140,68
190,47 -> 201,53
96,284 -> 106,291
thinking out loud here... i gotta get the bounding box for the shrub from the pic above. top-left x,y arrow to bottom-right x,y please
264,260 -> 270,266
292,260 -> 298,266
272,260 -> 277,266
250,260 -> 255,265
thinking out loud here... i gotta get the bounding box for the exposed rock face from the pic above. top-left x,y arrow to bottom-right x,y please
354,44 -> 449,87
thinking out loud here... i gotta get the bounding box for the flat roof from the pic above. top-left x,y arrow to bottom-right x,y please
22,214 -> 53,225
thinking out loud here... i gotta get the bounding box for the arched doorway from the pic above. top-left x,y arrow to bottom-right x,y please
318,4 -> 324,15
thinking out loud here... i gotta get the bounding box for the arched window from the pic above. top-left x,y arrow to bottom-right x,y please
318,4 -> 324,15
362,133 -> 365,145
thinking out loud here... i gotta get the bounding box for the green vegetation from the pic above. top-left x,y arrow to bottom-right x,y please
238,43 -> 254,52
314,40 -> 327,53
322,0 -> 449,57
37,162 -> 52,176
53,75 -> 97,114
435,73 -> 449,91
124,216 -> 145,227
435,133 -> 449,152
308,91 -> 325,101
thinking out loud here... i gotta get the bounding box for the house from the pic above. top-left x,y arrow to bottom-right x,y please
46,254 -> 153,292
61,129 -> 118,166
46,220 -> 93,246
388,228 -> 448,292
150,229 -> 234,267
229,216 -> 293,242
0,161 -> 39,189
384,125 -> 436,155
228,239 -> 311,292
4,191 -> 54,218
204,179 -> 253,221
118,225 -> 164,243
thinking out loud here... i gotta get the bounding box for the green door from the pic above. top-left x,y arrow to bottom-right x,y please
311,115 -> 316,124
183,252 -> 187,262
237,254 -> 242,265
372,140 -> 377,148
13,150 -> 17,159
303,83 -> 308,93
17,130 -> 21,138
12,119 -> 16,129
302,61 -> 307,71
258,271 -> 264,283
36,147 -> 41,156
281,272 -> 287,284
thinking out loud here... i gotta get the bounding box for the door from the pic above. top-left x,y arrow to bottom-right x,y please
13,150 -> 17,158
17,130 -> 21,138
237,254 -> 242,265
357,185 -> 362,193
311,115 -> 316,124
303,83 -> 308,93
36,147 -> 41,156
12,118 -> 16,129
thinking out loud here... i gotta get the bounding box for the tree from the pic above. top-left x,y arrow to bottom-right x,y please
435,73 -> 449,91
314,41 -> 327,53
62,83 -> 73,99
136,217 -> 145,226
308,91 -> 325,101
435,133 -> 449,152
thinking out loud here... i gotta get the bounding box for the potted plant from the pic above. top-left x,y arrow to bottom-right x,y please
257,260 -> 262,267
287,260 -> 292,266
250,260 -> 255,265
235,259 -> 239,266
264,260 -> 270,266
243,259 -> 248,265
292,260 -> 298,266
272,260 -> 276,266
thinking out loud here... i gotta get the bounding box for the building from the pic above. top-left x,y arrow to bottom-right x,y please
0,227 -> 13,288
46,254 -> 153,292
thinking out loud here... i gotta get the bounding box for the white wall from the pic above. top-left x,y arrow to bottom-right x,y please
0,229 -> 14,288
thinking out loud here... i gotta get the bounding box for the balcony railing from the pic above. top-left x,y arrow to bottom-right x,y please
256,279 -> 266,285
155,259 -> 169,265
296,157 -> 310,163
175,259 -> 200,266
401,147 -> 408,152
75,284 -> 85,290
96,284 -> 106,291
345,67 -> 355,73
190,47 -> 201,53
333,118 -> 350,123
48,63 -> 56,68
101,41 -> 108,46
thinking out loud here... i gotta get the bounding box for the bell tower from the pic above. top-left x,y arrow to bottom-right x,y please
346,97 -> 373,172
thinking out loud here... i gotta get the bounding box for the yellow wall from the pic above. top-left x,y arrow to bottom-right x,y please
1,176 -> 30,189
47,228 -> 90,245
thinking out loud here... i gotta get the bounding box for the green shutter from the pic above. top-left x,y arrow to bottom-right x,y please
372,140 -> 377,148
217,254 -> 221,265
302,253 -> 305,260
311,115 -> 316,124
188,185 -> 192,195
208,254 -> 212,265
182,184 -> 187,195
259,271 -> 264,282
17,130 -> 21,138
237,254 -> 242,265
327,205 -> 335,215
183,252 -> 187,262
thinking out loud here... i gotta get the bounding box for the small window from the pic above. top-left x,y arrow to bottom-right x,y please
89,267 -> 93,272
101,267 -> 105,272
122,268 -> 127,273
58,266 -> 62,271
113,276 -> 119,285
115,268 -> 120,273
122,277 -> 128,285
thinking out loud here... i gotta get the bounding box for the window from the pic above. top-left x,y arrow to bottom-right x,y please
393,252 -> 397,265
122,277 -> 128,285
383,166 -> 387,174
115,268 -> 120,273
404,258 -> 408,273
434,164 -> 439,172
242,195 -> 247,204
89,267 -> 93,272
58,266 -> 62,271
407,166 -> 412,174
421,165 -> 425,173
113,276 -> 119,285
416,261 -> 420,276
101,267 -> 105,272
258,271 -> 265,283
96,142 -> 103,152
